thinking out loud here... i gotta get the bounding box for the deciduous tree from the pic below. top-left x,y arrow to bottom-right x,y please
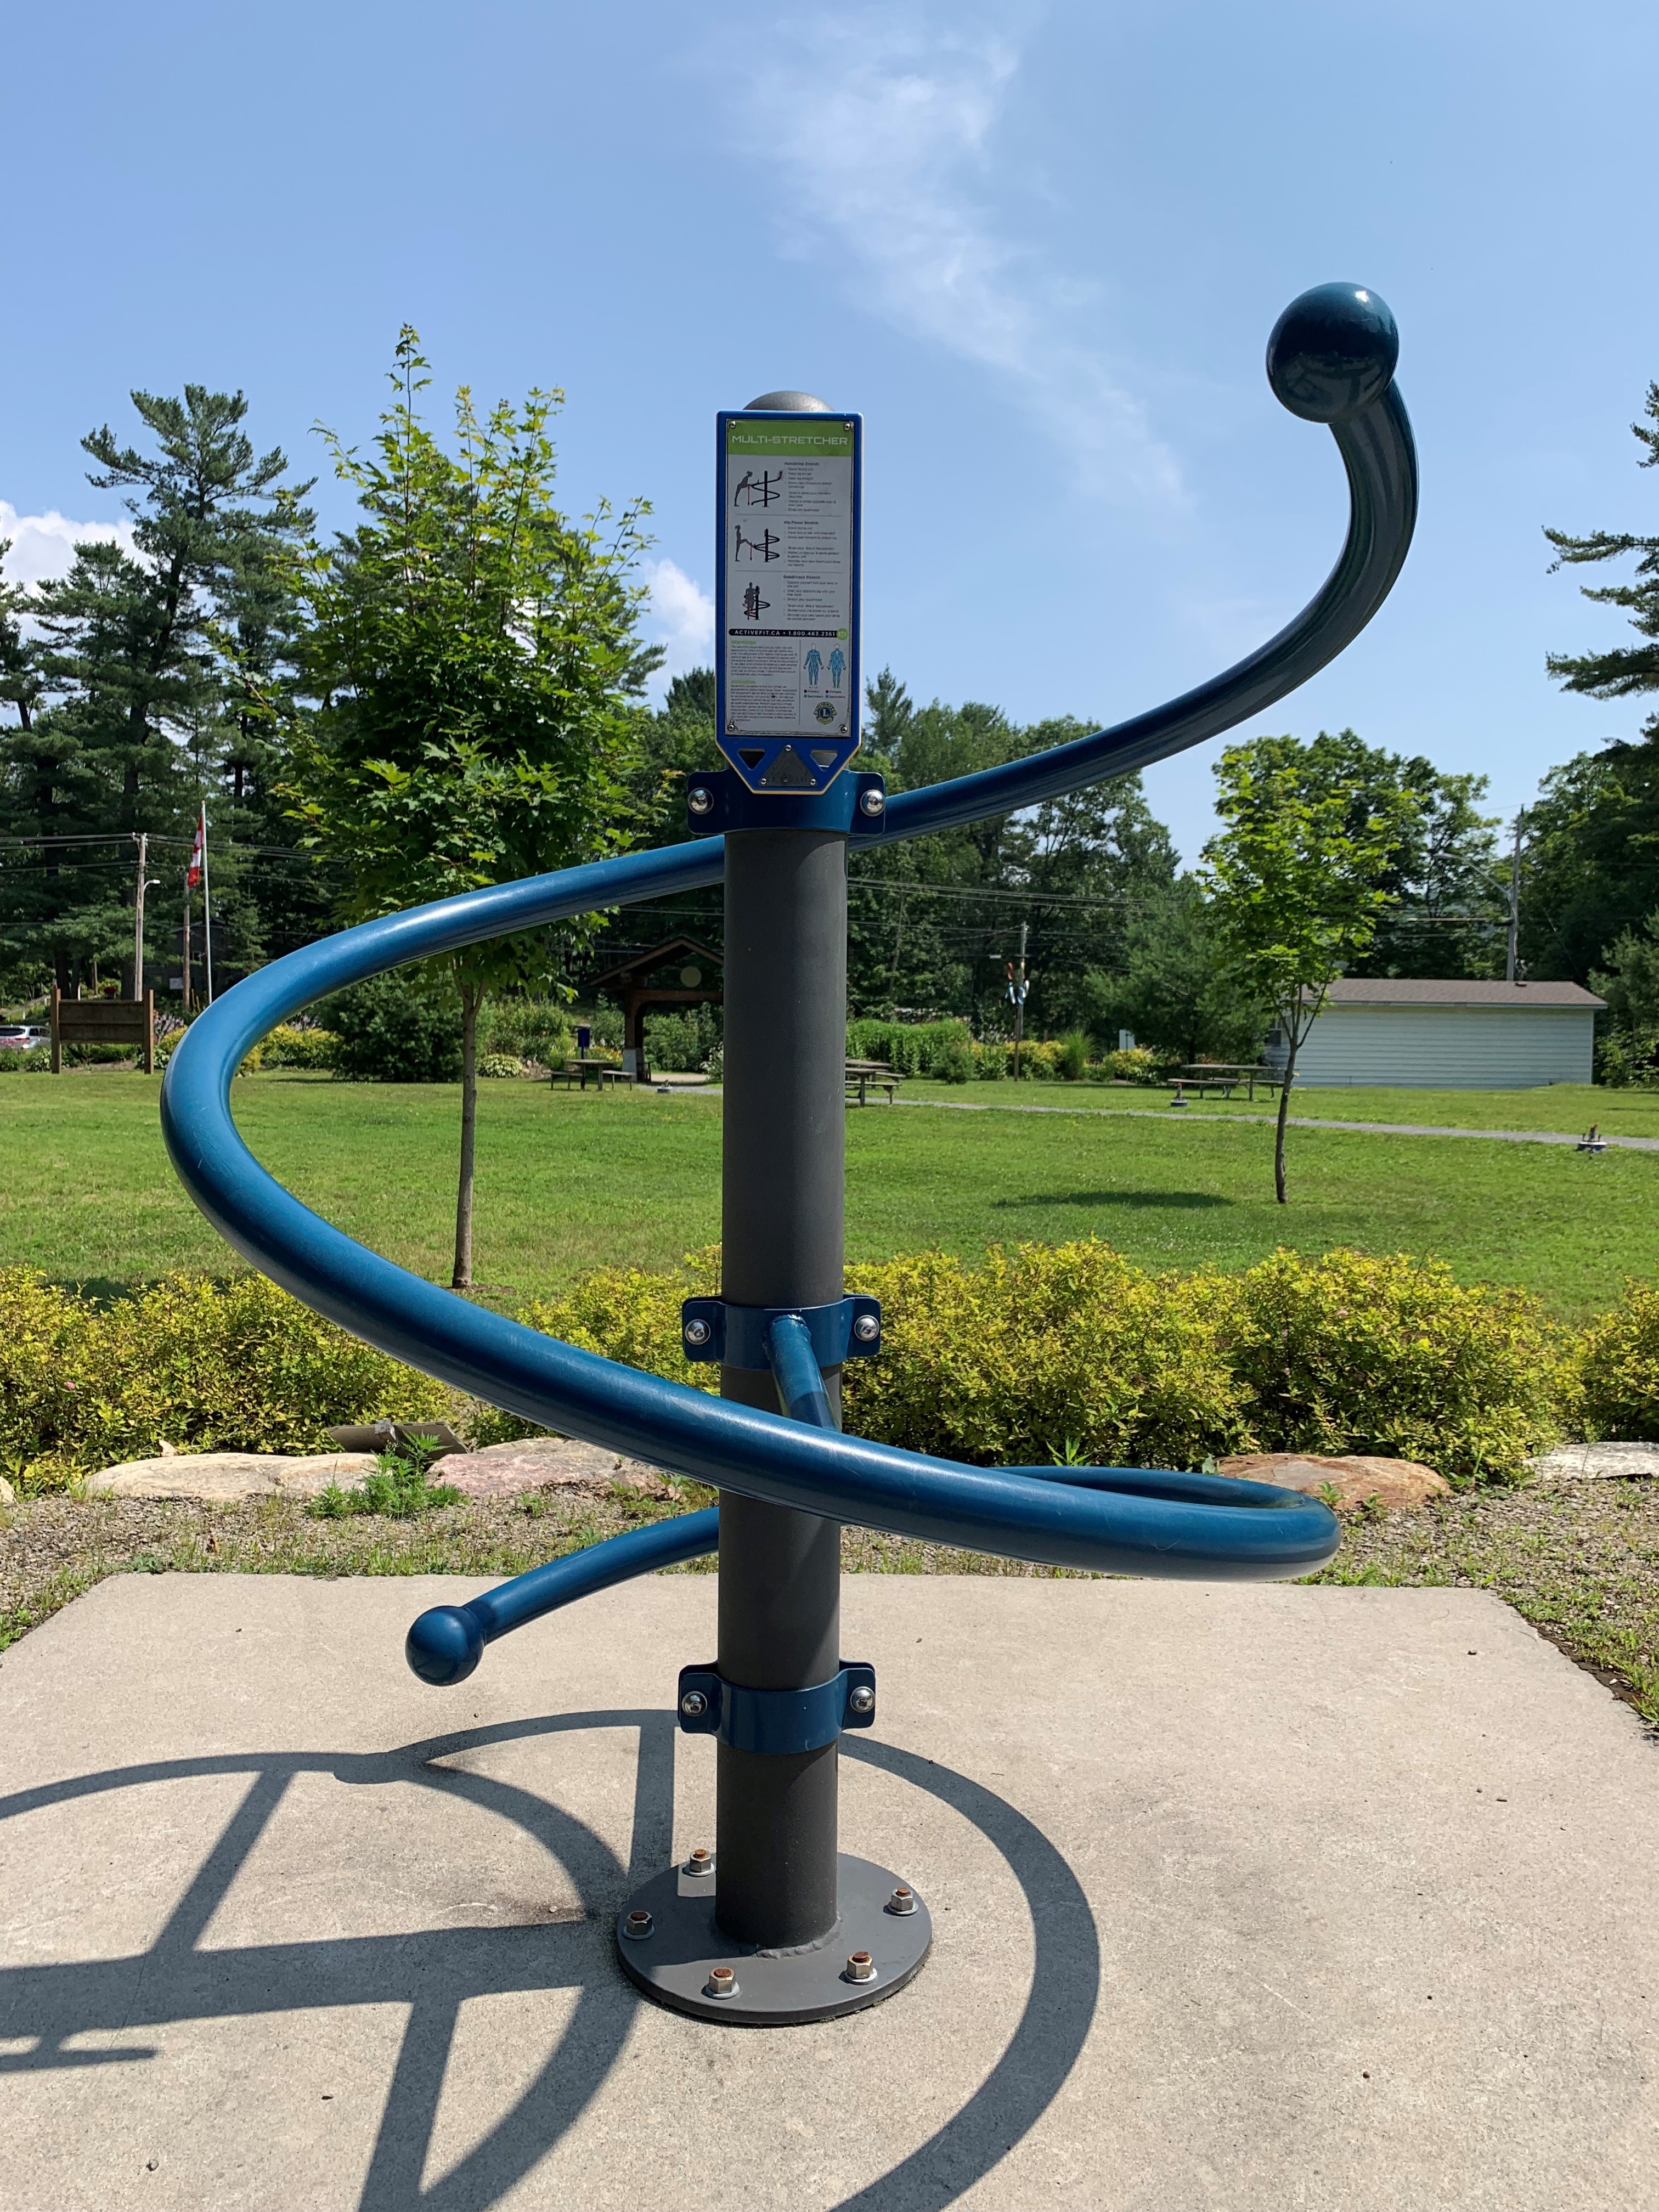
1203,738 -> 1415,1202
287,329 -> 656,1287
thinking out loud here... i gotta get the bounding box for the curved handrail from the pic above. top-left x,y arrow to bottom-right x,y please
870,382 -> 1414,845
162,287 -> 1417,1677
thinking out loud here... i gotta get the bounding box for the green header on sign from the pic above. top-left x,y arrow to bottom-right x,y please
726,419 -> 854,458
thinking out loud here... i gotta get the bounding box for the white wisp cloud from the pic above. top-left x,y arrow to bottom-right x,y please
643,557 -> 716,696
1,501 -> 137,589
715,10 -> 1184,512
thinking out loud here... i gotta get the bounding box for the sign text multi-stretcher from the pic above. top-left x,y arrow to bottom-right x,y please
716,414 -> 860,789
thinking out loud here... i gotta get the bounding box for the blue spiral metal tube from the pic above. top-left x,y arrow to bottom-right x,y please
160,286 -> 1415,1685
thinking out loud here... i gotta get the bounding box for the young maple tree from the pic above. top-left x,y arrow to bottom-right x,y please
289,329 -> 657,1286
1203,738 -> 1416,1203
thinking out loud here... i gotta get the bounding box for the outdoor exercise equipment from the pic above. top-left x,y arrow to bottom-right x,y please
163,282 -> 1417,2025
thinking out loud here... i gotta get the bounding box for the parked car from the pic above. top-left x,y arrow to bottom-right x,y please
0,1024 -> 48,1051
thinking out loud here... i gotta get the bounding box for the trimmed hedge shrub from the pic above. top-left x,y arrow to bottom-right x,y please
482,998 -> 576,1065
262,1024 -> 338,1070
1566,1278 -> 1659,1439
844,1244 -> 1251,1470
499,1240 -> 1562,1482
1216,1249 -> 1560,1479
0,1269 -> 448,1490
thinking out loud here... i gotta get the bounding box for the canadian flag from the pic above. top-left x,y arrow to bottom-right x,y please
187,809 -> 205,889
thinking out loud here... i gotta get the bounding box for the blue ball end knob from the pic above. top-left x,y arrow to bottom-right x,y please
1267,283 -> 1398,424
406,1604 -> 484,1685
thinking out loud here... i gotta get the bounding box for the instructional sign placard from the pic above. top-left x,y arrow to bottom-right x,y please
714,409 -> 862,794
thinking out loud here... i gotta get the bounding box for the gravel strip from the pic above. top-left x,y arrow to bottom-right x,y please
6,1479 -> 1657,1728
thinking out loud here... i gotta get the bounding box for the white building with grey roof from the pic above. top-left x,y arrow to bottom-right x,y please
1265,979 -> 1606,1089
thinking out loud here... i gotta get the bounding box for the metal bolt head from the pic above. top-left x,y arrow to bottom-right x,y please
623,1909 -> 654,1941
706,1966 -> 738,1998
886,1884 -> 918,1916
848,1683 -> 876,1716
845,1950 -> 876,1983
859,787 -> 885,816
684,1847 -> 714,1877
680,1689 -> 709,1721
684,1317 -> 712,1348
689,786 -> 714,816
852,1312 -> 879,1344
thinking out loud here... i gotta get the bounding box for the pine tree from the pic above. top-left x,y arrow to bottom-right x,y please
0,387 -> 312,996
1545,382 -> 1659,716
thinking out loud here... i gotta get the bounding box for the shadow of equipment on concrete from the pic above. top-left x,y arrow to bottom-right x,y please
0,1715 -> 1098,2212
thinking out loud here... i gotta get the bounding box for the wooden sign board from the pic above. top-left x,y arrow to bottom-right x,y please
50,988 -> 155,1074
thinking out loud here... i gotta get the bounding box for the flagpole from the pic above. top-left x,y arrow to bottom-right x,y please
200,803 -> 214,1007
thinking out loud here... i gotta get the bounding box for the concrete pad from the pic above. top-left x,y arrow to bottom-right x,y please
1,1574 -> 1655,2212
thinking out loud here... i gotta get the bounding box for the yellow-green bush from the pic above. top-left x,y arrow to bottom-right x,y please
262,1024 -> 338,1070
0,1269 -> 447,1490
497,1240 -> 1562,1481
1218,1248 -> 1560,1479
843,1244 -> 1251,1469
469,1249 -> 723,1446
969,1039 -> 1066,1081
1565,1278 -> 1659,1440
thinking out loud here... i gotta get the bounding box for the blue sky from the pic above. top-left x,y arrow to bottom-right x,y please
4,0 -> 1656,859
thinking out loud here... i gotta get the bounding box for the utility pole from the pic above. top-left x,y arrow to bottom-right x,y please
132,834 -> 148,999
200,804 -> 214,1006
1012,918 -> 1029,1080
1505,810 -> 1525,984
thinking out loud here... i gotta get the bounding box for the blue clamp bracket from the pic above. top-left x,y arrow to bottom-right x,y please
680,1294 -> 881,1371
685,768 -> 887,838
676,1662 -> 877,1754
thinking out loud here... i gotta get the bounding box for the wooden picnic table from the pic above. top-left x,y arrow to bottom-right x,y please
551,1058 -> 636,1093
845,1058 -> 905,1107
1170,1063 -> 1285,1102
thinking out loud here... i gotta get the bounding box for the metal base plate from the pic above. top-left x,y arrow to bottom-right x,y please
616,1852 -> 932,2025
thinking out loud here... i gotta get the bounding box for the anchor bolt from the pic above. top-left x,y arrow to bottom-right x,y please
886,1884 -> 918,1916
623,1909 -> 654,1941
845,1950 -> 876,1983
706,1966 -> 739,1999
684,1847 -> 714,1877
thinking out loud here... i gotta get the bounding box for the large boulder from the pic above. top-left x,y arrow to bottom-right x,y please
430,1437 -> 675,1500
83,1436 -> 676,1504
1217,1452 -> 1449,1511
87,1452 -> 377,1501
1531,1441 -> 1659,1481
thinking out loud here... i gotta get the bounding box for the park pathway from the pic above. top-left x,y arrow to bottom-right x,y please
884,1095 -> 1659,1151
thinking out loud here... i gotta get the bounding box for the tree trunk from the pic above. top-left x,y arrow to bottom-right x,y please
452,982 -> 481,1289
1274,1034 -> 1298,1204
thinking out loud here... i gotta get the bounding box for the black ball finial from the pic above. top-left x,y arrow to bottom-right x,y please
406,1603 -> 484,1685
1267,284 -> 1399,424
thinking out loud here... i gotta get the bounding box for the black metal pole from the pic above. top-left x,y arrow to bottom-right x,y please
715,825 -> 847,1948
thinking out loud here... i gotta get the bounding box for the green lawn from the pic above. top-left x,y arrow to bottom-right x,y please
5,1068 -> 1659,1318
